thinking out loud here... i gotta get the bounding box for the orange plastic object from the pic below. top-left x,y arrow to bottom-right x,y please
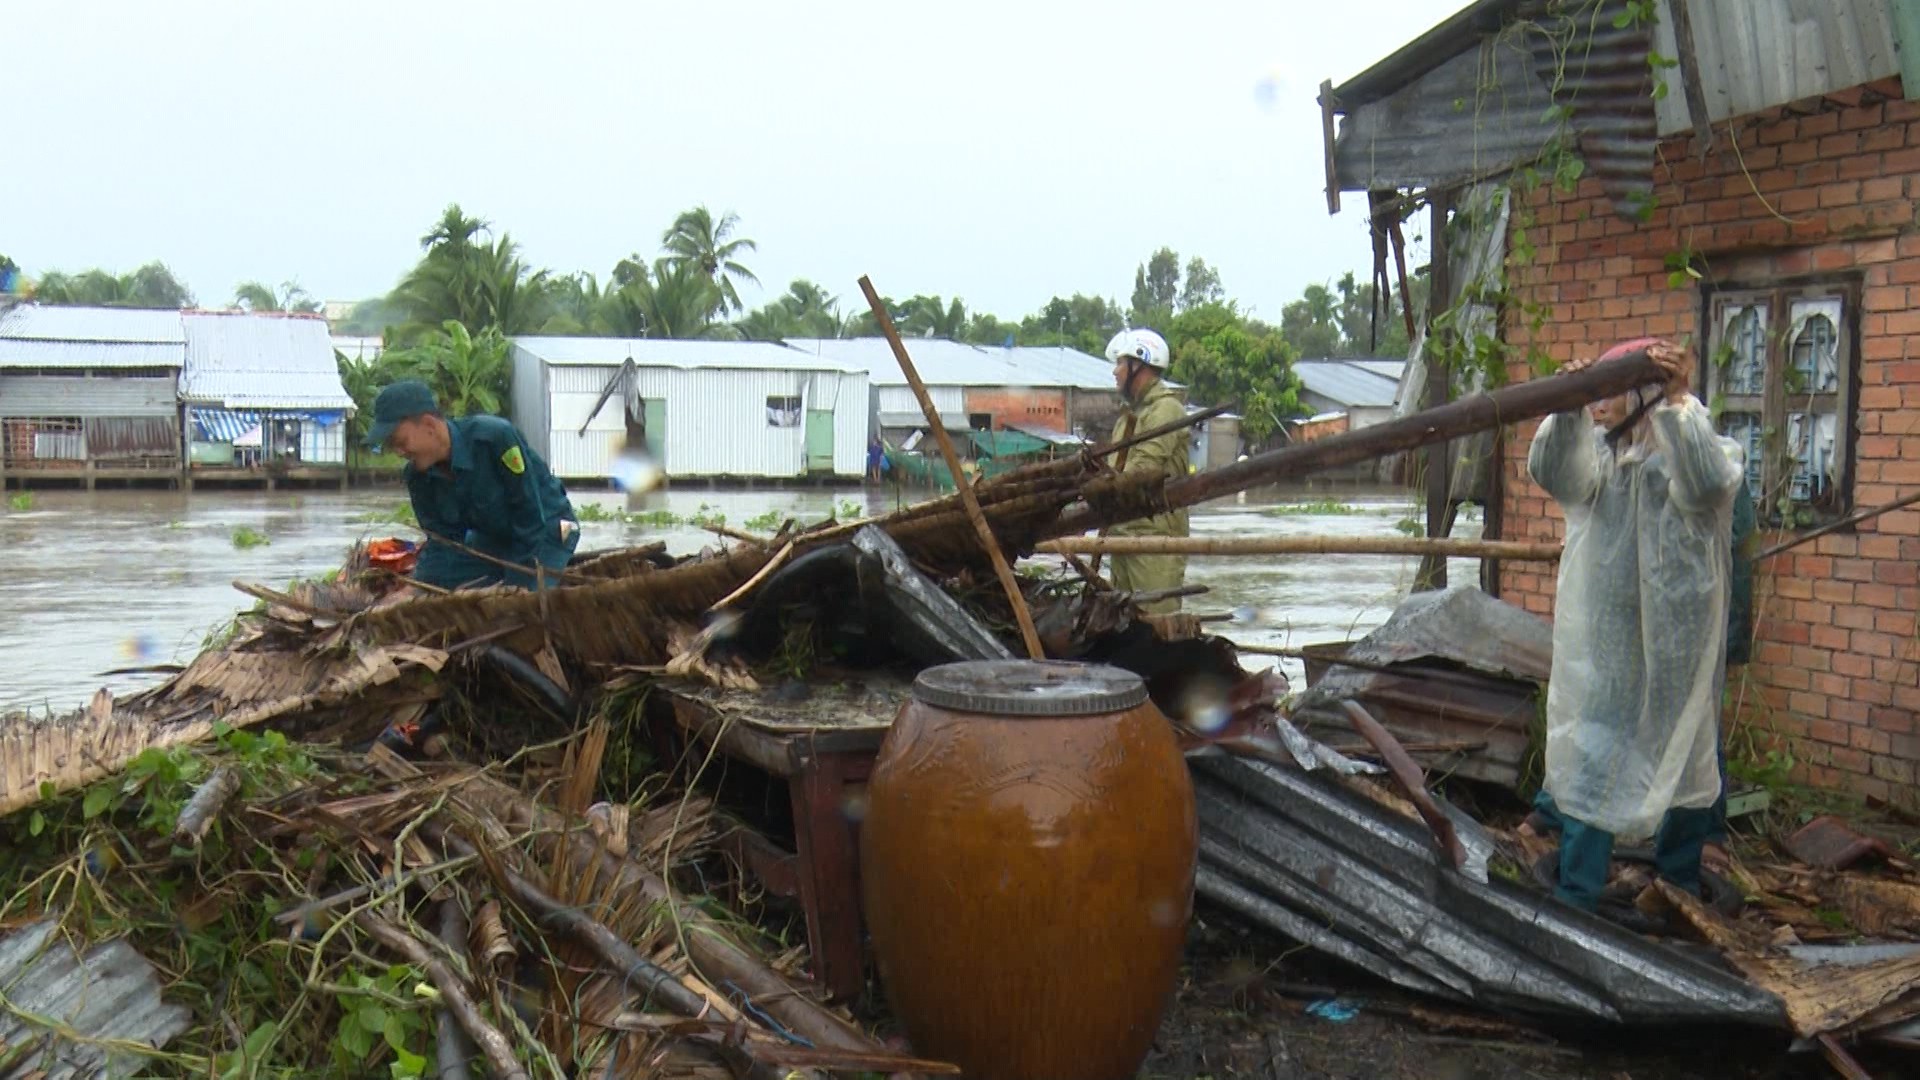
366,537 -> 419,575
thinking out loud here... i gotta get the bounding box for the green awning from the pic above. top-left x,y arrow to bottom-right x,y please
965,428 -> 1051,459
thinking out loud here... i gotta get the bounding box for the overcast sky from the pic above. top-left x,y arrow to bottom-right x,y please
3,0 -> 1448,322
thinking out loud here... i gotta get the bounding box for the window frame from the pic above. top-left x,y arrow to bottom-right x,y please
1696,272 -> 1862,529
764,395 -> 802,429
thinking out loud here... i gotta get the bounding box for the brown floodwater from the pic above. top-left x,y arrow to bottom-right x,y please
0,485 -> 1481,714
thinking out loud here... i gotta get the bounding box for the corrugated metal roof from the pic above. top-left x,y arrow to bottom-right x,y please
784,337 -> 1113,390
1193,754 -> 1786,1026
0,919 -> 193,1077
330,335 -> 383,361
0,305 -> 186,370
1328,0 -> 1900,198
0,304 -> 185,344
785,337 -> 1020,387
1293,360 -> 1403,409
513,336 -> 858,373
1002,344 -> 1115,390
1349,360 -> 1408,380
0,339 -> 185,369
180,312 -> 353,410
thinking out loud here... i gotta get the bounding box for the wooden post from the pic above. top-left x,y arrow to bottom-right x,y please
1319,79 -> 1342,215
858,276 -> 1045,659
1670,0 -> 1717,162
1416,188 -> 1455,592
1088,414 -> 1136,579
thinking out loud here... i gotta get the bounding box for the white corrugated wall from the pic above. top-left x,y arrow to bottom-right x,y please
508,345 -> 551,456
874,385 -> 962,416
537,363 -> 867,480
299,421 -> 345,464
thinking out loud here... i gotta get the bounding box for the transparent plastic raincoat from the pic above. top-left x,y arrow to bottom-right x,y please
1528,394 -> 1744,841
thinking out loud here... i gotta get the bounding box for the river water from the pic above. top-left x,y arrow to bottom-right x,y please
0,485 -> 1481,714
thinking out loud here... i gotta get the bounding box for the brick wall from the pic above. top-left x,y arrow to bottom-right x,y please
960,388 -> 1069,432
1494,78 -> 1920,801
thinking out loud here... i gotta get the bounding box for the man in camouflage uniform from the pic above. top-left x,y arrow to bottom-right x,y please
1104,329 -> 1191,614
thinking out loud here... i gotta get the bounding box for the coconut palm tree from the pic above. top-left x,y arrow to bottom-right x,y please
899,295 -> 969,339
32,263 -> 193,308
660,207 -> 758,315
603,259 -> 729,340
232,280 -> 321,314
392,210 -> 549,339
736,279 -> 847,341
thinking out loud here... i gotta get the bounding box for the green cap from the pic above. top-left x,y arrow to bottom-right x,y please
366,380 -> 438,449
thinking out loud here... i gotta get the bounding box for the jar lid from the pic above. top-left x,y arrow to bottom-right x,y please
910,660 -> 1147,717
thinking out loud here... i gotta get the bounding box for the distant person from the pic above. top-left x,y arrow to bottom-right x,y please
1525,338 -> 1743,913
1103,329 -> 1190,614
867,435 -> 886,483
366,380 -> 579,592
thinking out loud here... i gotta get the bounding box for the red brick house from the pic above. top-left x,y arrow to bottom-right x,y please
1322,0 -> 1920,801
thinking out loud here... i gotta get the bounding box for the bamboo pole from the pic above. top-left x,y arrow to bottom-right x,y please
1089,403 -> 1231,460
1036,536 -> 1561,561
859,275 -> 1045,659
357,912 -> 530,1080
1043,350 -> 1667,539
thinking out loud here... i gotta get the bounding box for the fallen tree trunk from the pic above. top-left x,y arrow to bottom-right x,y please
1044,351 -> 1664,538
1036,537 -> 1561,561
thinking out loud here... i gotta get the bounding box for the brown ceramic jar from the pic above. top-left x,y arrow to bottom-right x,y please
861,660 -> 1197,1080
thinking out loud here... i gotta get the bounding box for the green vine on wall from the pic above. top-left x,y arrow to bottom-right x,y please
1418,0 -> 1674,389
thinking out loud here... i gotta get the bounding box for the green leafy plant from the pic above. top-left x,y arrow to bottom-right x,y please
1260,499 -> 1355,517
354,504 -> 418,528
7,492 -> 31,512
744,509 -> 783,532
231,526 -> 271,549
573,502 -> 621,523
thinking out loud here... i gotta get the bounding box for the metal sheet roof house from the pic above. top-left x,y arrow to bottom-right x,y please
509,337 -> 870,482
1292,359 -> 1406,428
180,312 -> 354,468
782,338 -> 1121,440
0,305 -> 187,481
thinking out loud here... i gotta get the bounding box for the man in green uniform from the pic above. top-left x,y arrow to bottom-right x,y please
366,380 -> 580,591
1104,329 -> 1190,614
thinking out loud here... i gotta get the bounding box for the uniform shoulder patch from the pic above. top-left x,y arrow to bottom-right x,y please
501,445 -> 526,475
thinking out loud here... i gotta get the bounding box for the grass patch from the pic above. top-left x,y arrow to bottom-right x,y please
1259,498 -> 1355,517
352,503 -> 417,528
231,526 -> 271,549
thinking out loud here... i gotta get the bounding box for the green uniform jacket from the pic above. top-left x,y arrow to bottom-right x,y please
1109,380 -> 1191,539
407,415 -> 578,590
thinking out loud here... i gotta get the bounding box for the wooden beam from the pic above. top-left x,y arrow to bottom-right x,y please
1041,349 -> 1666,538
1036,536 -> 1559,561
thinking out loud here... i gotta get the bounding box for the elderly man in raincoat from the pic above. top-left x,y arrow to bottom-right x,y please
1526,338 -> 1744,912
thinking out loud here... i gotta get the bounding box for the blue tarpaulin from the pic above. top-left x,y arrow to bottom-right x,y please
190,407 -> 345,443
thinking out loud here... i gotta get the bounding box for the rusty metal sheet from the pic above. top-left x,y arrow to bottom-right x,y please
1191,753 -> 1787,1027
0,919 -> 192,1078
83,416 -> 179,459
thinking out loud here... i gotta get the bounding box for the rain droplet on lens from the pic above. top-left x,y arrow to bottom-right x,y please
840,793 -> 869,823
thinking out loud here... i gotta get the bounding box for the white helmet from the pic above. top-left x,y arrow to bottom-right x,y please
1105,328 -> 1170,370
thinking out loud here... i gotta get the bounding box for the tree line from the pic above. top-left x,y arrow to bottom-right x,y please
3,208 -> 1424,444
